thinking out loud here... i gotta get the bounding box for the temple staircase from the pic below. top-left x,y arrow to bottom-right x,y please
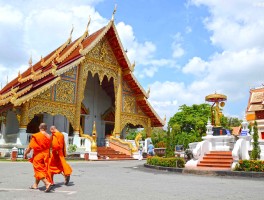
97,147 -> 134,160
197,151 -> 233,169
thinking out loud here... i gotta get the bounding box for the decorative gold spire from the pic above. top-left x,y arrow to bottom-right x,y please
56,19 -> 89,63
29,55 -> 33,68
111,4 -> 117,21
91,121 -> 97,152
6,75 -> 8,84
147,87 -> 150,97
69,24 -> 74,42
131,61 -> 135,72
92,121 -> 97,136
41,55 -> 44,63
86,16 -> 91,36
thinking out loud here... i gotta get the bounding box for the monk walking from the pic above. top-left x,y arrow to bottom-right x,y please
48,126 -> 72,185
24,123 -> 53,192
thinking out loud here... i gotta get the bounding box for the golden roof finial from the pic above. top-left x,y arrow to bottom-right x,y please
147,87 -> 150,97
85,16 -> 91,36
69,24 -> 74,42
18,70 -> 22,80
111,4 -> 117,21
29,55 -> 32,67
6,75 -> 8,84
131,61 -> 136,72
40,55 -> 44,63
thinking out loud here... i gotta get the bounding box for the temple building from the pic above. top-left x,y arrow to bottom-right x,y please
0,13 -> 164,158
246,86 -> 264,139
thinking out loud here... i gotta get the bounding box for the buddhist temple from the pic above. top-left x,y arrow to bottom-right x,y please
246,86 -> 264,139
0,11 -> 164,159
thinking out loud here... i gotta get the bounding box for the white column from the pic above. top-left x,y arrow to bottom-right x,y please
0,122 -> 6,145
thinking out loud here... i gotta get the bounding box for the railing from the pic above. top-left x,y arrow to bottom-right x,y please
193,140 -> 210,160
68,137 -> 74,145
109,137 -> 133,156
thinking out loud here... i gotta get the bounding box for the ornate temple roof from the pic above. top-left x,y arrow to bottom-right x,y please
247,87 -> 264,112
0,20 -> 164,127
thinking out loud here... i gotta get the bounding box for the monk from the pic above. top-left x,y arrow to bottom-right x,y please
48,126 -> 72,185
24,123 -> 53,192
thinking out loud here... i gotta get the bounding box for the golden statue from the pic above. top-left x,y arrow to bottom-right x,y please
205,93 -> 227,127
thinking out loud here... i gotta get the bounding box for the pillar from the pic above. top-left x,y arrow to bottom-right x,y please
17,102 -> 29,145
146,118 -> 152,138
114,68 -> 122,138
73,64 -> 86,147
0,121 -> 6,145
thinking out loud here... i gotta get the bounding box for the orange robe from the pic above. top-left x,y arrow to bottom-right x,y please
29,132 -> 50,180
49,131 -> 72,177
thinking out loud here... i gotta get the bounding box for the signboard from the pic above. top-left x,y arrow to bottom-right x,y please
17,148 -> 25,158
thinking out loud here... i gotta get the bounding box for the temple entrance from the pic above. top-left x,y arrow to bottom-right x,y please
27,114 -> 43,133
81,72 -> 115,147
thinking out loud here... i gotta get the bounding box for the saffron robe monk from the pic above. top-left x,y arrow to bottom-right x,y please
48,126 -> 72,185
24,123 -> 53,192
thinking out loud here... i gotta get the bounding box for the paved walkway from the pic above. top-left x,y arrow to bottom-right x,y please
0,160 -> 264,200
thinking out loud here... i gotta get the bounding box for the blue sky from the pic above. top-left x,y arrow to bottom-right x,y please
0,0 -> 264,123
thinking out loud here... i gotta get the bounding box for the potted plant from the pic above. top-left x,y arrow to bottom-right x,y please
154,141 -> 166,157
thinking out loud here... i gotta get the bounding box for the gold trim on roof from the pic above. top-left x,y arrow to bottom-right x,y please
0,86 -> 19,100
55,57 -> 85,76
41,33 -> 72,67
13,77 -> 61,106
10,85 -> 33,104
18,69 -> 42,84
56,25 -> 89,63
32,61 -> 58,81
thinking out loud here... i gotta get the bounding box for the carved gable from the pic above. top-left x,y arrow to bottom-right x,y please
87,36 -> 119,67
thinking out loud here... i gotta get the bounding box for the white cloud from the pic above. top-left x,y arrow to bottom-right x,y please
148,1 -> 264,122
191,0 -> 264,51
182,57 -> 208,76
116,22 -> 176,78
172,32 -> 185,58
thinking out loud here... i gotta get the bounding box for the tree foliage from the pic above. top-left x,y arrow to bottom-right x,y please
250,121 -> 261,160
168,104 -> 211,137
221,116 -> 242,129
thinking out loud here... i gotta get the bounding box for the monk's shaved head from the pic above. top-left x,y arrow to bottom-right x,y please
39,123 -> 47,131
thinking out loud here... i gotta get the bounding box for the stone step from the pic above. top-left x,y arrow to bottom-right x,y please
97,146 -> 133,160
200,159 -> 233,164
203,156 -> 233,160
197,163 -> 232,168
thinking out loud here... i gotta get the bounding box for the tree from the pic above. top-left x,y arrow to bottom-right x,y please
250,121 -> 261,160
221,116 -> 242,129
169,103 -> 211,137
150,127 -> 166,147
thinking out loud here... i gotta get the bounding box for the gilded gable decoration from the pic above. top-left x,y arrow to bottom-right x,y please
122,81 -> 133,93
123,94 -> 136,113
13,77 -> 61,106
120,113 -> 148,131
27,99 -> 76,129
54,80 -> 76,104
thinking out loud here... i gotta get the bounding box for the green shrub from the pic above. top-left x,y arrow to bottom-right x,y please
234,160 -> 264,172
147,156 -> 185,168
68,144 -> 77,153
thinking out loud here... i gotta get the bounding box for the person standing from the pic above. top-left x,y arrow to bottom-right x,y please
147,141 -> 155,156
138,143 -> 143,160
48,126 -> 72,185
24,123 -> 53,192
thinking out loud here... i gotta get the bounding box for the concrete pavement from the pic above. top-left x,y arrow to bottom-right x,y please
0,160 -> 264,200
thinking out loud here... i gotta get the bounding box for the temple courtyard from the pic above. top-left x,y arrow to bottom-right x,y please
0,160 -> 263,200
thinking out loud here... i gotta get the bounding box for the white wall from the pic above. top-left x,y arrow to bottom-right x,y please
6,110 -> 19,133
82,73 -> 112,146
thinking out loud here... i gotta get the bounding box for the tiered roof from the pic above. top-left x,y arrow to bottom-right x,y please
0,20 -> 164,127
246,87 -> 264,121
